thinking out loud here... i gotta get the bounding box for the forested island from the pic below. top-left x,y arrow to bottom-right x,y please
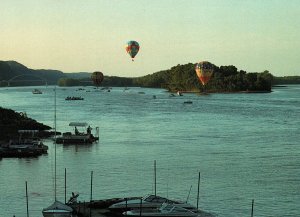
58,63 -> 275,93
1,60 -> 300,92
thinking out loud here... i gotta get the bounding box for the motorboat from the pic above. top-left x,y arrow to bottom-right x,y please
109,194 -> 197,212
65,96 -> 84,100
55,122 -> 99,144
123,203 -> 198,217
32,89 -> 43,94
42,200 -> 73,217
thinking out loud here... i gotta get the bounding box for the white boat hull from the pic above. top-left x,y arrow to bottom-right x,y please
42,210 -> 72,217
42,201 -> 73,217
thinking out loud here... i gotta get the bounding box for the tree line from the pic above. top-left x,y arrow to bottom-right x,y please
123,63 -> 273,92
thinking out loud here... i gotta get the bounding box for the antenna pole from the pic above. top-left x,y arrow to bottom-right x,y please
90,171 -> 93,202
251,199 -> 254,217
54,86 -> 57,201
26,181 -> 29,217
196,172 -> 200,210
65,168 -> 67,204
154,160 -> 156,197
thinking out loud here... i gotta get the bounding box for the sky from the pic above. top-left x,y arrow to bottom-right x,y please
1,0 -> 299,77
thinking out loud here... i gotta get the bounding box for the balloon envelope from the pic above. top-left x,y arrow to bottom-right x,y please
195,61 -> 214,86
91,71 -> 104,86
125,41 -> 140,59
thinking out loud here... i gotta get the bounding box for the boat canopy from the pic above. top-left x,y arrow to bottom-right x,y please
69,122 -> 88,127
43,200 -> 73,212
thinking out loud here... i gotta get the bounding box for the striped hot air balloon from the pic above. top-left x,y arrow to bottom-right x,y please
125,40 -> 140,61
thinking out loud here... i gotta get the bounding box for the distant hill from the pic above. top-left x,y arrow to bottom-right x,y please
273,76 -> 300,84
65,72 -> 91,79
0,60 -> 65,86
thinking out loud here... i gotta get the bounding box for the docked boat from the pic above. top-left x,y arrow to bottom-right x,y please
123,203 -> 198,217
0,145 -> 42,158
55,122 -> 99,144
0,130 -> 48,158
32,89 -> 43,94
109,194 -> 197,212
42,201 -> 73,217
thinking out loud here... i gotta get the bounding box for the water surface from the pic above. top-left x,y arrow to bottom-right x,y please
0,85 -> 299,217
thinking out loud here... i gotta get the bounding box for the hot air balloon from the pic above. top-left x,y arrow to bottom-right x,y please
125,40 -> 140,61
195,61 -> 214,86
91,71 -> 104,87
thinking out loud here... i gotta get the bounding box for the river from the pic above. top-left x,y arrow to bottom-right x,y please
0,85 -> 299,217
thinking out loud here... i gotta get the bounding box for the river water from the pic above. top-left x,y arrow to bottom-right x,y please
0,85 -> 299,217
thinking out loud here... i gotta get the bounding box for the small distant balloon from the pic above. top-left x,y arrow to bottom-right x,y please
91,71 -> 104,86
195,61 -> 214,86
125,40 -> 140,61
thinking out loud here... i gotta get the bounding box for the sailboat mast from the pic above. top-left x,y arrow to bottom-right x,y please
54,86 -> 57,201
154,160 -> 156,197
196,172 -> 200,210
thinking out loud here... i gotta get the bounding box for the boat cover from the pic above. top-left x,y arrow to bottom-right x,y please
43,200 -> 73,212
69,122 -> 88,127
18,130 -> 39,133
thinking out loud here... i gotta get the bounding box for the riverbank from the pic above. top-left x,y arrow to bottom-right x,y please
0,107 -> 52,141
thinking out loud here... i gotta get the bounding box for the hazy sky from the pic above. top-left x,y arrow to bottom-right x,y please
1,0 -> 299,77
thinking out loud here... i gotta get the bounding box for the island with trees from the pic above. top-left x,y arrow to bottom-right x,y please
1,60 -> 299,92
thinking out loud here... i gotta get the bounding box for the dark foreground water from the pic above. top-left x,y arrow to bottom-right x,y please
0,85 -> 299,217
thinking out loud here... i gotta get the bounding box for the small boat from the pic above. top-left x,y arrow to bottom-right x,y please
109,194 -> 197,212
32,89 -> 42,94
183,101 -> 193,104
65,96 -> 84,101
55,122 -> 99,144
123,203 -> 198,217
177,91 -> 183,96
76,88 -> 85,91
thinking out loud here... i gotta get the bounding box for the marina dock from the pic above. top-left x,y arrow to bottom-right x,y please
71,197 -> 214,217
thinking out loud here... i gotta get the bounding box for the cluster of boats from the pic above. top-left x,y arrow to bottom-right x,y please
109,194 -> 200,217
0,130 -> 48,158
0,122 -> 99,158
42,193 -> 204,217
